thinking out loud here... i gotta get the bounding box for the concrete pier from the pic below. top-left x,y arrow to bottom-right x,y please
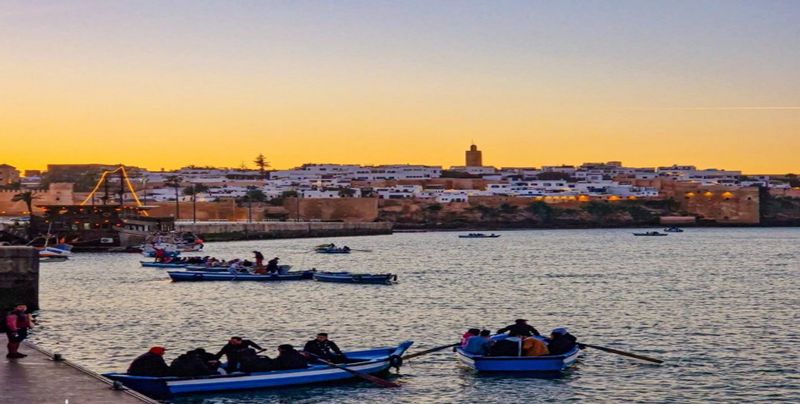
1,334 -> 156,403
0,246 -> 38,310
176,221 -> 393,241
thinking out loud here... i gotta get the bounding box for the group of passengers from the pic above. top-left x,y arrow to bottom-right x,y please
127,333 -> 345,377
460,319 -> 580,357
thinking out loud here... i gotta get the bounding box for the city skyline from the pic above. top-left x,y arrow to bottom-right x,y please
2,1 -> 799,172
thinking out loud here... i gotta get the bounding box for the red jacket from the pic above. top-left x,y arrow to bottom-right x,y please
6,310 -> 31,332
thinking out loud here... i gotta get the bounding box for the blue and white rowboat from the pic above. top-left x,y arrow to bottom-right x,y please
104,341 -> 413,398
456,337 -> 580,372
140,261 -> 189,268
167,270 -> 310,282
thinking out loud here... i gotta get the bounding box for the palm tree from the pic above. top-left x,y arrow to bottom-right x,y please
164,175 -> 183,219
12,191 -> 37,239
254,154 -> 270,179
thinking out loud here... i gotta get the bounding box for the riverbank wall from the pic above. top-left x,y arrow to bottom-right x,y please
175,221 -> 393,241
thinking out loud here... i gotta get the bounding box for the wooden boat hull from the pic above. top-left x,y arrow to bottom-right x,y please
456,346 -> 580,372
104,341 -> 413,398
140,261 -> 188,268
313,272 -> 396,284
167,270 -> 310,282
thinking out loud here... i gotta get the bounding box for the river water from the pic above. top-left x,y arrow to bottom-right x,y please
30,228 -> 799,403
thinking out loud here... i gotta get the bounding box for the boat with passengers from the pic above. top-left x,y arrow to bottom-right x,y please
104,341 -> 413,399
455,335 -> 580,372
633,231 -> 668,237
167,269 -> 315,282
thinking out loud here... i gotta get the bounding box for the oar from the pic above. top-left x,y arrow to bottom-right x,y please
307,353 -> 400,388
581,343 -> 663,364
402,343 -> 459,360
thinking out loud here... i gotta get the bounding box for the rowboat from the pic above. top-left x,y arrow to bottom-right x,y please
456,337 -> 580,372
458,233 -> 500,238
140,261 -> 189,268
103,341 -> 413,399
663,226 -> 684,233
185,264 -> 293,273
313,271 -> 396,285
167,270 -> 312,282
633,232 -> 668,236
315,247 -> 351,254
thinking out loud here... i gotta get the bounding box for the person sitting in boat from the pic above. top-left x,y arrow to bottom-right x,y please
460,328 -> 480,347
463,330 -> 493,355
521,336 -> 549,356
214,337 -> 264,373
546,328 -> 578,355
266,257 -> 280,274
303,333 -> 345,363
153,248 -> 166,263
169,349 -> 217,377
239,348 -> 275,372
253,251 -> 264,267
496,319 -> 541,337
342,246 -> 351,252
275,344 -> 308,370
191,348 -> 220,373
488,332 -> 523,356
127,346 -> 170,377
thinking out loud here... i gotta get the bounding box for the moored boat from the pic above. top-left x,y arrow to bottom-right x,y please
663,226 -> 684,233
167,270 -> 312,282
104,341 -> 413,398
140,261 -> 189,268
314,271 -> 396,285
456,336 -> 580,372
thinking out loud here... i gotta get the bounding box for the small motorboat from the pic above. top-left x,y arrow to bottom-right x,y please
456,336 -> 580,372
663,226 -> 684,233
140,261 -> 189,268
167,270 -> 313,282
633,231 -> 668,237
313,271 -> 397,285
458,233 -> 501,239
104,341 -> 413,399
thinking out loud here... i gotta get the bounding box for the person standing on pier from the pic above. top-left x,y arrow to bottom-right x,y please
5,303 -> 32,359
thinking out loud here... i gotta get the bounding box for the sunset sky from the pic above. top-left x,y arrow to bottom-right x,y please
1,1 -> 799,173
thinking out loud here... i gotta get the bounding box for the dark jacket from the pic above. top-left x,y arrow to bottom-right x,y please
239,348 -> 275,372
170,352 -> 214,377
127,352 -> 170,377
214,340 -> 263,361
496,323 -> 540,337
547,333 -> 578,355
303,339 -> 343,359
276,349 -> 308,370
487,338 -> 520,357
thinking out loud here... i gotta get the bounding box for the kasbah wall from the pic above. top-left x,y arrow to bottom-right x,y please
0,183 -> 75,215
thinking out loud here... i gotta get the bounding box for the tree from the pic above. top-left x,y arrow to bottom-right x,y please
254,154 -> 270,178
11,191 -> 37,239
164,176 -> 183,219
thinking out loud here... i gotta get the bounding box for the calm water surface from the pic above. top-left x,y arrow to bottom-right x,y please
31,228 -> 800,403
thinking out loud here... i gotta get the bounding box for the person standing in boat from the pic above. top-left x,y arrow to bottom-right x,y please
496,319 -> 541,337
214,337 -> 264,373
5,303 -> 33,359
253,250 -> 264,267
303,333 -> 345,363
546,327 -> 578,355
127,346 -> 170,377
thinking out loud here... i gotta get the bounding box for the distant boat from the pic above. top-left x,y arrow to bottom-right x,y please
633,231 -> 668,237
167,270 -> 313,282
313,271 -> 396,285
458,233 -> 500,238
315,246 -> 352,254
663,226 -> 684,233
